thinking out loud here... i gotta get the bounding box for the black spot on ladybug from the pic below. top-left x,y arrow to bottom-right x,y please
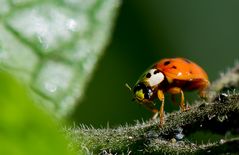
189,70 -> 193,74
172,66 -> 177,69
154,69 -> 160,74
146,73 -> 151,78
183,58 -> 191,64
164,61 -> 171,66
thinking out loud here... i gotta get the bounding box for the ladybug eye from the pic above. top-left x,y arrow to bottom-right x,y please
133,83 -> 153,100
133,83 -> 144,93
144,87 -> 153,99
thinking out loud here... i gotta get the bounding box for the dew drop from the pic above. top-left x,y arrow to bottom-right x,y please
44,82 -> 57,93
128,136 -> 133,140
66,19 -> 77,31
175,133 -> 184,140
219,139 -> 225,144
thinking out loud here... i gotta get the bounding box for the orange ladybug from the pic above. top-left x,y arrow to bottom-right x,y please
128,58 -> 210,126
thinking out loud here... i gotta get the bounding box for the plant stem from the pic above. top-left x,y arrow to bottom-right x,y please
67,63 -> 239,154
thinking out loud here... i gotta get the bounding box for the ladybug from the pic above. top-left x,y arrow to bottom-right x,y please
127,58 -> 210,126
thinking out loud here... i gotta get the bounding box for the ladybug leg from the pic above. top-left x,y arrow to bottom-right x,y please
151,110 -> 159,120
179,89 -> 188,111
167,87 -> 187,112
157,90 -> 165,126
199,89 -> 207,99
198,80 -> 210,99
143,103 -> 159,120
192,79 -> 210,99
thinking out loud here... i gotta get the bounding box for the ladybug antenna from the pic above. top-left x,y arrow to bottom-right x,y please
125,83 -> 132,91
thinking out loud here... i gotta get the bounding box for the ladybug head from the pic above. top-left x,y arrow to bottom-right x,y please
133,82 -> 154,103
132,68 -> 165,103
126,68 -> 164,103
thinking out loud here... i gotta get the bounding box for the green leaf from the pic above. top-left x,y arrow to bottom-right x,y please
0,71 -> 76,155
0,0 -> 120,118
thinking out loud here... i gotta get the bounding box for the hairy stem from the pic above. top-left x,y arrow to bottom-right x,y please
67,63 -> 239,154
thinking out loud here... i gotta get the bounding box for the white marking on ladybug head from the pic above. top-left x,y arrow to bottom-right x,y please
145,69 -> 164,86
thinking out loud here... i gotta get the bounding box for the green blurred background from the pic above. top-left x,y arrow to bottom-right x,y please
72,0 -> 239,127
